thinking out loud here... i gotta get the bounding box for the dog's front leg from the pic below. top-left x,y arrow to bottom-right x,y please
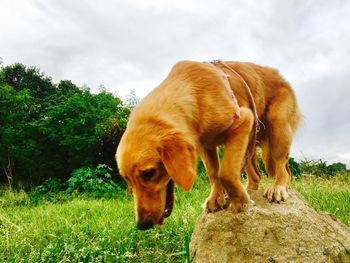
202,147 -> 225,212
220,107 -> 254,212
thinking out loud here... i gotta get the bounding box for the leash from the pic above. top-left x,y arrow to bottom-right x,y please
209,60 -> 262,170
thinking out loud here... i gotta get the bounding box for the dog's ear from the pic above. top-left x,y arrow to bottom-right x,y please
158,133 -> 197,191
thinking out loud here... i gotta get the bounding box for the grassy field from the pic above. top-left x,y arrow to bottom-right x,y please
0,172 -> 349,262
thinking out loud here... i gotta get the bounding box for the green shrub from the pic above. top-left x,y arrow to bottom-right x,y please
327,162 -> 347,174
289,157 -> 302,178
66,164 -> 122,198
299,159 -> 348,178
34,178 -> 66,193
0,63 -> 130,188
29,178 -> 68,205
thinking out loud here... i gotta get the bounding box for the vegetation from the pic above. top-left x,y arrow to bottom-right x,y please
0,63 -> 131,188
0,62 -> 349,262
0,170 -> 349,262
65,164 -> 125,198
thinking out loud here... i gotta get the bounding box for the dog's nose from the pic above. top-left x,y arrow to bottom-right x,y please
137,220 -> 154,230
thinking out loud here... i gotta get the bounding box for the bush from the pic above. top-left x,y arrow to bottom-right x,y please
299,159 -> 348,178
0,63 -> 130,188
66,164 -> 122,198
33,178 -> 67,193
289,157 -> 302,178
29,178 -> 67,205
327,162 -> 347,174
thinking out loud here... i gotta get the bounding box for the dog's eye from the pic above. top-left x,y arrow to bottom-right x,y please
140,168 -> 156,181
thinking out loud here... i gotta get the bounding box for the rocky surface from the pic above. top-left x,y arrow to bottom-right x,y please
190,190 -> 350,263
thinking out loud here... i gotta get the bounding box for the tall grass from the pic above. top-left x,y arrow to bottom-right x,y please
292,173 -> 350,226
0,172 -> 210,262
0,172 -> 349,262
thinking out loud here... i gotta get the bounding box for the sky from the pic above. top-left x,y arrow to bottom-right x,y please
1,0 -> 350,167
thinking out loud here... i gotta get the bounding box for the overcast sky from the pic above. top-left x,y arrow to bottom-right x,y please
1,0 -> 350,167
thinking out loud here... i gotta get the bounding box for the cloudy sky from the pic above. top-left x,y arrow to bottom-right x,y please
1,0 -> 350,166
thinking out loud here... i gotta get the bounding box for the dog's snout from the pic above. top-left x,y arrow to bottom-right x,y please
137,220 -> 154,231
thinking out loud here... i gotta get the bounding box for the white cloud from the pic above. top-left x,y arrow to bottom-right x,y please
339,153 -> 350,160
1,0 -> 350,166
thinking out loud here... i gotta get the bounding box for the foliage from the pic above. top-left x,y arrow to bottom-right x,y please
0,63 -> 130,187
29,178 -> 68,205
30,177 -> 66,199
0,85 -> 36,187
0,188 -> 29,207
0,172 -> 349,262
299,159 -> 348,178
198,149 -> 344,180
124,89 -> 140,109
34,178 -> 66,194
327,162 -> 347,174
66,164 -> 123,198
39,89 -> 129,173
0,63 -> 54,103
256,156 -> 301,178
30,165 -> 125,203
256,156 -> 346,179
289,157 -> 302,178
257,158 -> 267,177
1,62 -> 348,191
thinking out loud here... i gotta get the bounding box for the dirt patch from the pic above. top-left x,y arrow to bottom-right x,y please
190,190 -> 350,263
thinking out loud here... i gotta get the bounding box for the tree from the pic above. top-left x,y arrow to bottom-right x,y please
0,63 -> 54,98
0,85 -> 36,188
37,89 -> 130,183
0,63 -> 130,188
125,89 -> 140,109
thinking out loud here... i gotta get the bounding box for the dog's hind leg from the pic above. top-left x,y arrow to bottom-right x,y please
263,90 -> 296,202
220,107 -> 254,212
263,143 -> 291,202
202,147 -> 225,212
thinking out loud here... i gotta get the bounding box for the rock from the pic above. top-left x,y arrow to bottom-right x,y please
190,190 -> 350,263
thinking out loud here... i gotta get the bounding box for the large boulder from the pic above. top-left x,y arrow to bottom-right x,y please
190,190 -> 350,263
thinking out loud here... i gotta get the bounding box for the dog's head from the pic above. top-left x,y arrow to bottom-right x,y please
116,126 -> 197,230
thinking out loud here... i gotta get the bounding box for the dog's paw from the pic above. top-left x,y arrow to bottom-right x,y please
203,192 -> 226,213
263,184 -> 288,203
228,191 -> 250,213
246,182 -> 259,191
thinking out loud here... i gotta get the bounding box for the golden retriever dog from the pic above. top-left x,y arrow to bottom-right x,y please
116,60 -> 301,230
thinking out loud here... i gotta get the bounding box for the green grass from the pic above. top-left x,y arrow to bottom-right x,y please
292,173 -> 350,226
0,173 -> 349,262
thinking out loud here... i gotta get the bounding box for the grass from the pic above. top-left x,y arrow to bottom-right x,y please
292,173 -> 350,226
0,172 -> 349,262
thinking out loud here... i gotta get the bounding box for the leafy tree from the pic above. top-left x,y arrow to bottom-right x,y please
300,159 -> 348,178
124,89 -> 140,108
0,85 -> 36,187
0,63 -> 54,99
0,63 -> 130,188
327,162 -> 347,174
39,89 -> 129,172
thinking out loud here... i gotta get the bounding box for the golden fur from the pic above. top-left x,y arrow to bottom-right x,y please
116,61 -> 301,230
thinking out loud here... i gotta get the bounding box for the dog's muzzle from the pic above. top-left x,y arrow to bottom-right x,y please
137,179 -> 175,230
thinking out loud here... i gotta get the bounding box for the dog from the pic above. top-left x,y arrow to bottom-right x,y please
116,60 -> 301,230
